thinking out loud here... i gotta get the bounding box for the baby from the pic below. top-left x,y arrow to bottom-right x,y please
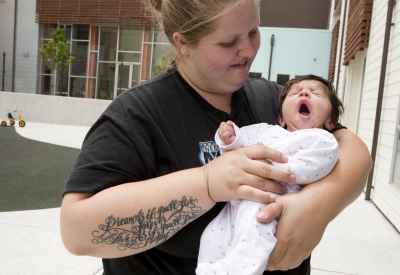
197,75 -> 344,275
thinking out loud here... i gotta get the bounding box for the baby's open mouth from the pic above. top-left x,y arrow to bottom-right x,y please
299,103 -> 310,116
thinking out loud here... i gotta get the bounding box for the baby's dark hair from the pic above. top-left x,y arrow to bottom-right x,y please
277,74 -> 344,126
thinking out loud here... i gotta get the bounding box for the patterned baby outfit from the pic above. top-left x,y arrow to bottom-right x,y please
196,123 -> 339,275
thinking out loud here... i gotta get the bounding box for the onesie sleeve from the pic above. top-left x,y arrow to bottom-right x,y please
214,122 -> 274,154
271,129 -> 339,184
214,123 -> 247,154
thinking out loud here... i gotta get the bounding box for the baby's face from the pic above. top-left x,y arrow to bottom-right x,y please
279,80 -> 334,132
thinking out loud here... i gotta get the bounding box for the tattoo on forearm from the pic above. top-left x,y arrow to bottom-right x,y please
91,196 -> 205,250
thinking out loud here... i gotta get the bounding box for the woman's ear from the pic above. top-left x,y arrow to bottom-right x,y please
172,32 -> 189,56
278,115 -> 286,128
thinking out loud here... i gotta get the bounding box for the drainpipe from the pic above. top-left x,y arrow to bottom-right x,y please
268,34 -> 274,81
12,0 -> 18,92
365,0 -> 395,201
2,52 -> 5,91
336,0 -> 348,90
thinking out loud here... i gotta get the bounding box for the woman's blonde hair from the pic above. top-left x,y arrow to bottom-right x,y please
145,0 -> 260,59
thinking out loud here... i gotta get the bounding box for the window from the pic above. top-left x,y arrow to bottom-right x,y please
99,26 -> 118,62
72,25 -> 89,40
142,28 -> 171,80
277,74 -> 290,86
39,24 -> 171,100
249,72 -> 262,79
69,25 -> 90,98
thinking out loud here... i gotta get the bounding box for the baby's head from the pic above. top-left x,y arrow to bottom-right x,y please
277,75 -> 344,132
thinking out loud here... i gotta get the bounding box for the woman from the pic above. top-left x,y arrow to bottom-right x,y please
60,0 -> 372,274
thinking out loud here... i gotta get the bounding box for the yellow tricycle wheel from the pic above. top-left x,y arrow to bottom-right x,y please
1,121 -> 6,127
9,120 -> 15,126
19,120 -> 26,127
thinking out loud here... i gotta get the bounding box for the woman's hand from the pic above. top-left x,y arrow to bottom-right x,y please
260,191 -> 328,270
257,129 -> 372,271
202,144 -> 296,204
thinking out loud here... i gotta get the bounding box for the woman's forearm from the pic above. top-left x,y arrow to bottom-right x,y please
302,128 -> 372,221
60,143 -> 298,260
60,167 -> 215,258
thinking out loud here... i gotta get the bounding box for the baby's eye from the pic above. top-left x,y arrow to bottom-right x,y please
312,92 -> 323,97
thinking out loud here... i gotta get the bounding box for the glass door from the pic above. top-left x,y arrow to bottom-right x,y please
114,62 -> 141,98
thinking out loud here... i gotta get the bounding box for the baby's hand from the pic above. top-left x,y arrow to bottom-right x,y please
218,120 -> 236,145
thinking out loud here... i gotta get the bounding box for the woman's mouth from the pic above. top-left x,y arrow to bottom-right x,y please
232,61 -> 247,67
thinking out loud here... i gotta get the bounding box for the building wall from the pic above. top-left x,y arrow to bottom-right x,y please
15,0 -> 39,94
253,28 -> 332,81
260,0 -> 331,29
347,0 -> 400,230
330,0 -> 348,102
341,50 -> 366,134
366,0 -> 400,231
329,0 -> 400,231
0,0 -> 15,91
0,91 -> 111,126
0,0 -> 39,93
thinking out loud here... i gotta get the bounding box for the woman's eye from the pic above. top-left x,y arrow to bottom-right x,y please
220,41 -> 235,47
249,29 -> 258,37
221,42 -> 235,47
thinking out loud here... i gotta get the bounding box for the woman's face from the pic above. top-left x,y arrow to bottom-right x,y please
177,0 -> 261,95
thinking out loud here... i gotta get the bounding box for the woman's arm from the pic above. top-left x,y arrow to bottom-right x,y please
60,145 -> 294,258
257,128 -> 372,271
61,167 -> 215,258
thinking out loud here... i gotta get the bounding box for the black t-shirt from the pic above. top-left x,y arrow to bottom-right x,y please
64,70 -> 310,274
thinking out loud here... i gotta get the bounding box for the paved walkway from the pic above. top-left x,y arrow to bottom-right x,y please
1,122 -> 400,274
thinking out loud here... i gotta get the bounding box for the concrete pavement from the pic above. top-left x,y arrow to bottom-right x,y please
1,122 -> 399,274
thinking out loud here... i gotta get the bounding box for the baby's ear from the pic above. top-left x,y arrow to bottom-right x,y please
278,115 -> 286,128
325,119 -> 336,131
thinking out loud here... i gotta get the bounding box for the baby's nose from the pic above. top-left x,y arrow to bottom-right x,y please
298,90 -> 310,97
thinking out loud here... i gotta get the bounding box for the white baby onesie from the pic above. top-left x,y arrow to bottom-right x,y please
196,123 -> 339,275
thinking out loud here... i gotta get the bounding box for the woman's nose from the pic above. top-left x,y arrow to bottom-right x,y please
238,39 -> 256,58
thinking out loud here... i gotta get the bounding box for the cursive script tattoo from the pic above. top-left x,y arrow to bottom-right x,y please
92,196 -> 205,251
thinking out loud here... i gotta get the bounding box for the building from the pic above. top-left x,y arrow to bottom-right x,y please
328,0 -> 400,231
1,0 -> 332,100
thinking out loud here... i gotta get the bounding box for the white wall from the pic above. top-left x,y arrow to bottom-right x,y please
0,0 -> 14,54
0,92 -> 111,126
359,0 -> 400,230
332,0 -> 349,102
341,50 -> 366,134
253,27 -> 332,81
0,0 -> 16,91
0,0 -> 39,93
330,0 -> 400,231
14,0 -> 39,93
